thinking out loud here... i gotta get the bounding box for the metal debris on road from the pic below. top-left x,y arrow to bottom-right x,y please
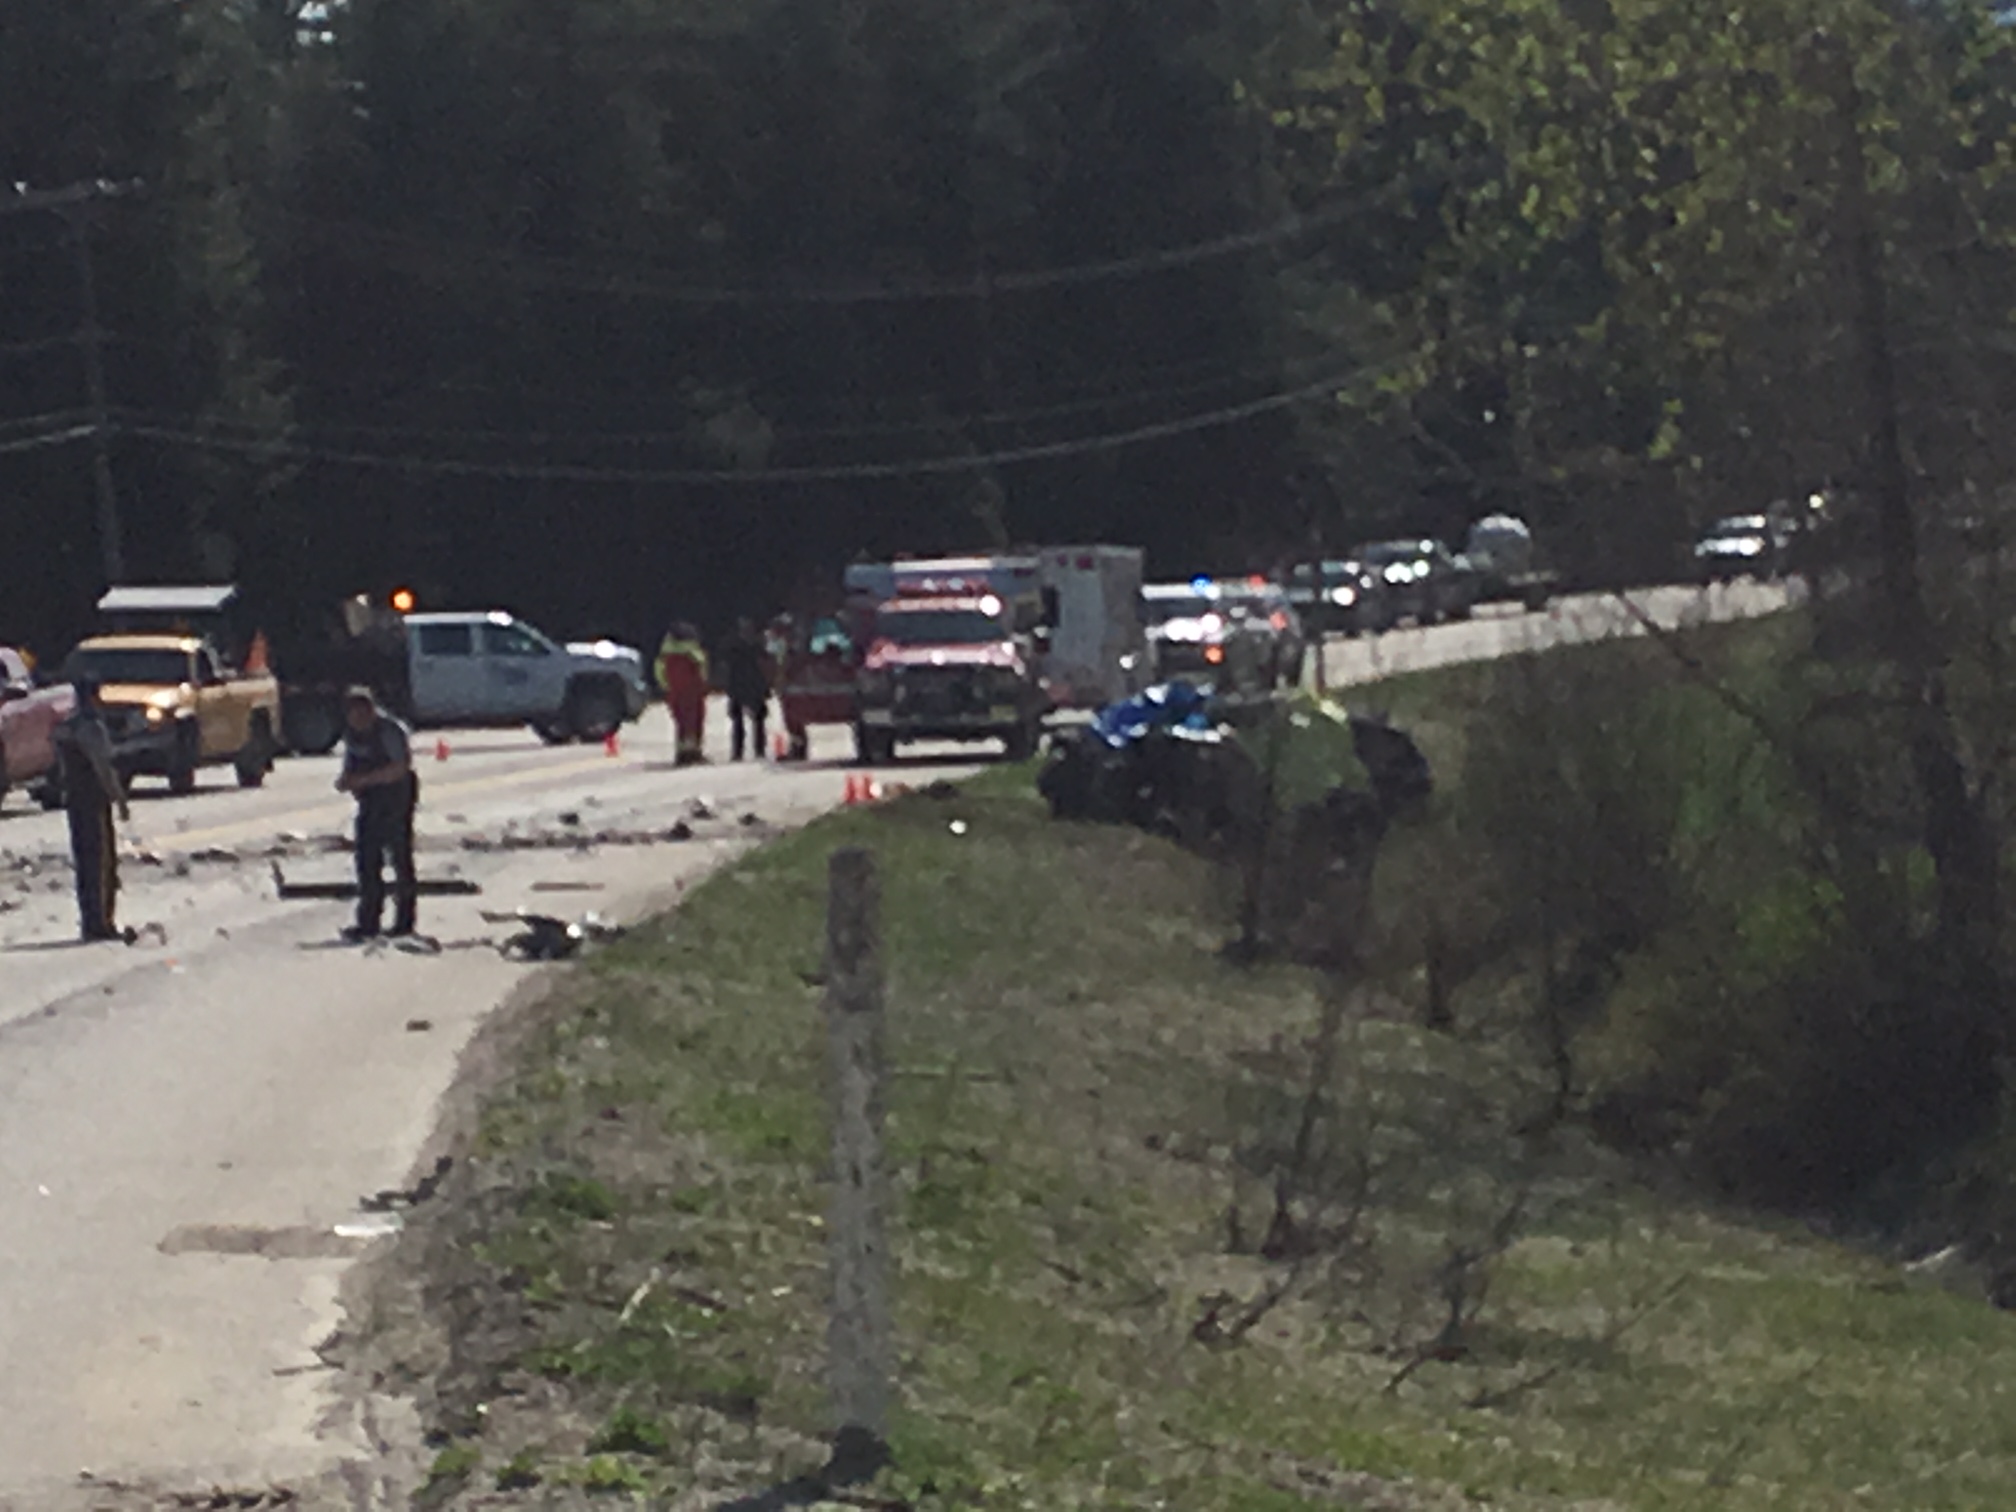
484,908 -> 628,962
361,1155 -> 452,1213
268,860 -> 481,901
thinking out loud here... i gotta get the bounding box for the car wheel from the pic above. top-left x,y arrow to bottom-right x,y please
167,723 -> 200,796
34,772 -> 65,810
854,725 -> 895,766
532,719 -> 574,746
567,682 -> 625,741
282,696 -> 343,757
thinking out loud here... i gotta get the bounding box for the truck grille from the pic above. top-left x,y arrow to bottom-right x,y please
895,667 -> 988,715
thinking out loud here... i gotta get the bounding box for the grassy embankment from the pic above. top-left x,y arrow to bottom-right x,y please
363,618 -> 2016,1510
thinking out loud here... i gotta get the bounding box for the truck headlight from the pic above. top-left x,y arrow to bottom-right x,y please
145,706 -> 167,726
1329,586 -> 1357,606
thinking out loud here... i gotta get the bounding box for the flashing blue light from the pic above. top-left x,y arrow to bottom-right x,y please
1190,574 -> 1212,592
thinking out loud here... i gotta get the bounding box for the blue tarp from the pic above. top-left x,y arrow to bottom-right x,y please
1084,680 -> 1221,749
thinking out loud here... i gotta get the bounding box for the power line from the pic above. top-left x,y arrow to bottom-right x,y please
0,423 -> 95,458
105,359 -> 1308,449
0,407 -> 93,436
294,195 -> 1356,309
297,343 -> 1285,423
118,364 -> 1369,485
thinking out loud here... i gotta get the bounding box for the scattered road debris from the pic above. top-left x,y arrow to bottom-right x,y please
360,1155 -> 452,1213
482,909 -> 628,962
269,861 -> 481,901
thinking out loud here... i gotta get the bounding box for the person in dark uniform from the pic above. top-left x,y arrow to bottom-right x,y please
336,687 -> 419,941
52,678 -> 129,943
723,616 -> 774,762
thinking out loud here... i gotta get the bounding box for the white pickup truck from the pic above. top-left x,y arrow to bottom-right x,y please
276,602 -> 653,753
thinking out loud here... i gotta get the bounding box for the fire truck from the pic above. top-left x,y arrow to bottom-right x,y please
775,547 -> 1147,762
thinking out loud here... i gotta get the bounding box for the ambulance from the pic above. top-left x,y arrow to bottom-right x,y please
841,545 -> 1147,711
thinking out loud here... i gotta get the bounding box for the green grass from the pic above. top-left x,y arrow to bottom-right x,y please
376,631 -> 2016,1508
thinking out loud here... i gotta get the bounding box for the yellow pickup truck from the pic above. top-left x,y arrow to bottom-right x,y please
62,633 -> 282,794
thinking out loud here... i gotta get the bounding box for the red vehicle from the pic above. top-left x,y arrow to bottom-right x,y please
776,614 -> 863,761
851,591 -> 1048,765
0,647 -> 74,810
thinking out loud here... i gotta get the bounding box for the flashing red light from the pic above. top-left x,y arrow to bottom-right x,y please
1204,645 -> 1227,665
390,588 -> 417,613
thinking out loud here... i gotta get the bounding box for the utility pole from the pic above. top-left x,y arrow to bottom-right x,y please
1,179 -> 143,583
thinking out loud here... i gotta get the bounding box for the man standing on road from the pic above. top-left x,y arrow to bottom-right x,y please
336,687 -> 419,941
656,622 -> 709,766
724,616 -> 774,762
53,678 -> 129,943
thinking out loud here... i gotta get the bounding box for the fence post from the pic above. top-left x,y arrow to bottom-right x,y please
823,846 -> 893,1482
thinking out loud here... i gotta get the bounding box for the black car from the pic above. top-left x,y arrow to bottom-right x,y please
1287,559 -> 1388,636
1213,578 -> 1308,686
1353,539 -> 1475,626
1692,514 -> 1790,582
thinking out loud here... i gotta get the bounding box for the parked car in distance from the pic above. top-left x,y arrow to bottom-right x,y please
1692,513 -> 1790,582
1456,514 -> 1558,611
1354,539 -> 1475,625
1287,559 -> 1390,636
0,646 -> 73,809
1141,581 -> 1272,694
1213,577 -> 1308,685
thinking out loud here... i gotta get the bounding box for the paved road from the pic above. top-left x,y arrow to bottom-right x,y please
0,707 -> 974,1507
0,576 -> 1796,1506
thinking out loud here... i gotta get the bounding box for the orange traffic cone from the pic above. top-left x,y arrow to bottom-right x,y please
434,737 -> 450,762
843,774 -> 860,805
604,730 -> 621,758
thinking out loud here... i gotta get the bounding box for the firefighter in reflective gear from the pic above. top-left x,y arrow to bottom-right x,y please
53,678 -> 130,942
655,622 -> 709,765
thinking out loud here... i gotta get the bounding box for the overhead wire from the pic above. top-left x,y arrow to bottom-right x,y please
0,423 -> 96,457
104,357 -> 1313,450
291,194 -> 1354,308
117,362 -> 1374,485
294,343 -> 1288,426
0,407 -> 93,436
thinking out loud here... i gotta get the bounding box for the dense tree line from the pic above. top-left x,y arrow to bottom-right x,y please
4,0 -> 2015,655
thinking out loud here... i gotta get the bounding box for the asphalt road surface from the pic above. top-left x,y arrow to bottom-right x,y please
0,577 -> 1794,1506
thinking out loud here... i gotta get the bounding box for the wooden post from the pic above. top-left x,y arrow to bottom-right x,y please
823,846 -> 893,1481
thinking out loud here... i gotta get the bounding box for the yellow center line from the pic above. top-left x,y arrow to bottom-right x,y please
133,752 -> 622,854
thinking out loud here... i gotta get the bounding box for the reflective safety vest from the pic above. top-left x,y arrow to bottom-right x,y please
656,637 -> 708,691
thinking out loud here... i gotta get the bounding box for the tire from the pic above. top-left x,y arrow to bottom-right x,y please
1002,722 -> 1039,763
235,714 -> 275,789
532,719 -> 574,746
566,681 -> 625,741
167,723 -> 200,796
787,731 -> 810,762
34,773 -> 64,811
282,696 -> 343,757
854,725 -> 895,766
